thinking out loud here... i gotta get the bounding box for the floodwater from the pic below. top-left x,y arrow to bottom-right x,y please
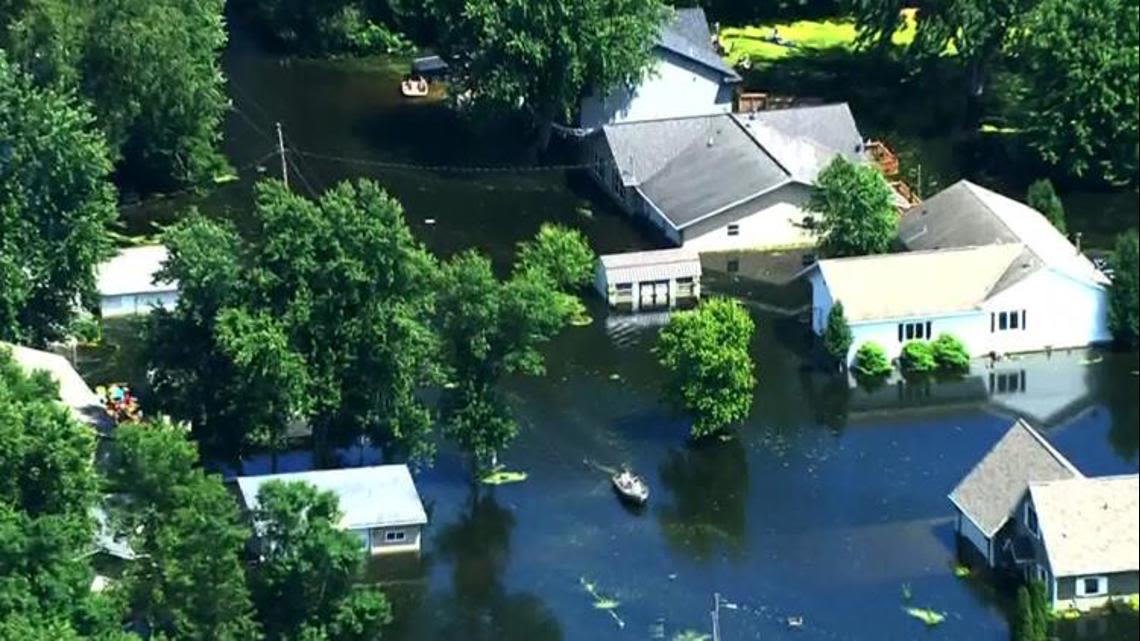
90,32 -> 1140,641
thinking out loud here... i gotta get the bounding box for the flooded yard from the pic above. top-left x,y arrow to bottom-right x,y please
86,31 -> 1139,641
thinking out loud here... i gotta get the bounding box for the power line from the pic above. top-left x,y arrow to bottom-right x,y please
293,148 -> 609,174
116,151 -> 277,212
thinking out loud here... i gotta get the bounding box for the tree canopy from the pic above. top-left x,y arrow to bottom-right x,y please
821,301 -> 853,367
148,179 -> 441,459
229,0 -> 413,55
1025,179 -> 1066,235
0,54 -> 116,346
807,156 -> 897,258
1,0 -> 231,190
656,298 -> 756,438
429,0 -> 668,142
1108,230 -> 1139,347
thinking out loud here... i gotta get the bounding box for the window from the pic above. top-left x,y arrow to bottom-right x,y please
989,370 -> 1026,394
1025,503 -> 1039,537
993,310 -> 1026,332
384,530 -> 407,542
726,259 -> 739,274
999,312 -> 1009,330
615,283 -> 632,293
897,321 -> 930,342
1035,564 -> 1049,583
1076,576 -> 1107,598
727,223 -> 740,237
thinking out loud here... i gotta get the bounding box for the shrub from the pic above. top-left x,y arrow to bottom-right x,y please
931,333 -> 970,372
900,340 -> 935,373
853,341 -> 891,378
1026,179 -> 1066,235
822,301 -> 853,366
1108,230 -> 1139,346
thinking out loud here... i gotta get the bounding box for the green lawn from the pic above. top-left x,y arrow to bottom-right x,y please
719,12 -> 920,65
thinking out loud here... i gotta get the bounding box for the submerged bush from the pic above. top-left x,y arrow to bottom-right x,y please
900,340 -> 936,373
853,341 -> 891,378
931,333 -> 970,372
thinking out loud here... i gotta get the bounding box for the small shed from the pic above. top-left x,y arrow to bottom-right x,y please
411,55 -> 449,79
595,248 -> 701,312
97,245 -> 178,317
236,465 -> 428,556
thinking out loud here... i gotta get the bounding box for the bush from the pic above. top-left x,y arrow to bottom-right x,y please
1108,230 -> 1139,346
822,301 -> 853,365
853,341 -> 892,378
931,333 -> 970,372
1026,179 -> 1066,235
900,340 -> 935,373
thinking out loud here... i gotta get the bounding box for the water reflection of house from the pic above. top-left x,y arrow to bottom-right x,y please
949,420 -> 1139,612
236,465 -> 427,556
96,245 -> 178,317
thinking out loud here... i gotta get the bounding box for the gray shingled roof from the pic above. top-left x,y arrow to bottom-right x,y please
1030,475 -> 1139,577
658,8 -> 740,82
899,180 -> 1107,294
4,343 -> 114,436
948,419 -> 1081,537
237,465 -> 428,530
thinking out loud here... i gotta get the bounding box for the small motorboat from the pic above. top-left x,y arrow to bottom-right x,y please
400,75 -> 429,98
611,469 -> 649,505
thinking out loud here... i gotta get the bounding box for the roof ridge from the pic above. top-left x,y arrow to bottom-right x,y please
728,114 -> 795,178
1014,418 -> 1083,477
1032,472 -> 1139,487
818,243 -> 1017,265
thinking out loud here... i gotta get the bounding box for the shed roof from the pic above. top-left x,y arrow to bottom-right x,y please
3,343 -> 113,435
97,245 -> 177,297
598,247 -> 701,283
602,105 -> 863,230
948,419 -> 1080,538
899,181 -> 1107,292
813,244 -> 1026,322
658,8 -> 740,82
236,465 -> 428,530
1029,474 -> 1139,577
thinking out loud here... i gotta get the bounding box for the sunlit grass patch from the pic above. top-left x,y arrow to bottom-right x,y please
718,11 -> 923,66
904,606 -> 946,626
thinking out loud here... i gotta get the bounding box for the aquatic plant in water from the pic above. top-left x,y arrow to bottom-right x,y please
481,466 -> 528,485
905,607 -> 946,626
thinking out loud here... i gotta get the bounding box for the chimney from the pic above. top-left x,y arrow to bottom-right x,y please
1074,231 -> 1083,254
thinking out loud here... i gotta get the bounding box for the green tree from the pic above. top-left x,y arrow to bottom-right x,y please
1108,230 -> 1139,347
656,298 -> 756,438
931,333 -> 970,372
0,54 -> 116,346
437,246 -> 578,469
1025,179 -> 1066,235
250,481 -> 391,641
1007,0 -> 1139,184
513,223 -> 595,292
80,0 -> 230,190
821,301 -> 853,367
899,340 -> 935,374
109,421 -> 260,641
852,341 -> 891,378
1013,585 -> 1034,641
229,0 -> 412,54
148,179 -> 441,459
429,0 -> 668,146
807,156 -> 897,258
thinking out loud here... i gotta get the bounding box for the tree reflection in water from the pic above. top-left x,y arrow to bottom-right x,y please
657,438 -> 749,562
432,489 -> 562,641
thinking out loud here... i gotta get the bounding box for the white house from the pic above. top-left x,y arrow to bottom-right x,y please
588,104 -> 865,253
595,247 -> 701,311
236,465 -> 428,556
578,8 -> 740,130
97,245 -> 178,317
949,420 -> 1139,612
807,181 -> 1111,364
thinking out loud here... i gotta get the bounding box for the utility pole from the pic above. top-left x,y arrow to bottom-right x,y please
275,121 -> 289,190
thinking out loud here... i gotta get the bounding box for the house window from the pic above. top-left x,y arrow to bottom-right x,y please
1025,503 -> 1039,537
989,370 -> 1026,394
1035,564 -> 1049,583
615,283 -> 632,294
1076,576 -> 1107,598
727,223 -> 740,237
993,310 -> 1026,332
384,530 -> 407,543
726,259 -> 739,274
897,321 -> 930,342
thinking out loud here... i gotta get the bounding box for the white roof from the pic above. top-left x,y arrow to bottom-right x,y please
813,244 -> 1024,322
1030,475 -> 1139,577
97,245 -> 177,297
598,247 -> 701,284
236,465 -> 428,530
3,342 -> 111,433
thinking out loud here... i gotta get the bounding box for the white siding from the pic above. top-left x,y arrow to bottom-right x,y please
847,312 -> 986,365
100,290 -> 179,318
368,525 -> 422,555
981,269 -> 1110,354
809,270 -> 833,335
580,51 -> 730,130
957,510 -> 994,566
681,198 -> 814,252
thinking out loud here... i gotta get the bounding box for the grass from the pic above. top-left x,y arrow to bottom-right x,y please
719,11 -> 920,66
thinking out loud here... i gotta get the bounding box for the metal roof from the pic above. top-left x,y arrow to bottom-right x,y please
899,181 -> 1108,292
1029,474 -> 1139,577
97,245 -> 177,297
236,464 -> 428,530
948,419 -> 1080,538
598,247 -> 701,283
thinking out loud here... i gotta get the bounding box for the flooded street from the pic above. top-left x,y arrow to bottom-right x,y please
90,33 -> 1139,641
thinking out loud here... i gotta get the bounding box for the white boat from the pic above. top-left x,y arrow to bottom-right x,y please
611,470 -> 649,505
400,76 -> 429,98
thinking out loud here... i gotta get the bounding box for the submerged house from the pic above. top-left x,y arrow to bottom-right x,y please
97,245 -> 178,317
236,465 -> 428,556
807,181 -> 1111,364
579,8 -> 740,130
949,420 -> 1139,611
588,104 -> 865,253
595,247 -> 701,311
